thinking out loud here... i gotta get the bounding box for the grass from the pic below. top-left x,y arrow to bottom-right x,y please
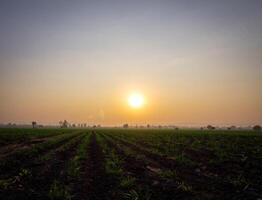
48,180 -> 72,200
67,133 -> 90,178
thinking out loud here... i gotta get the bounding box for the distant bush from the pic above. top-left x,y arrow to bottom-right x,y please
253,125 -> 261,131
228,126 -> 236,130
207,125 -> 215,130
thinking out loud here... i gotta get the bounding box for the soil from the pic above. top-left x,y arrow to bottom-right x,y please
74,133 -> 110,200
0,138 -> 49,159
106,134 -> 241,200
0,131 -> 261,200
0,133 -> 81,176
0,135 -> 84,200
102,134 -> 192,200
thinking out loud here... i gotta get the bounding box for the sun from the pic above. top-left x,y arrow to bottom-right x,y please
128,93 -> 145,109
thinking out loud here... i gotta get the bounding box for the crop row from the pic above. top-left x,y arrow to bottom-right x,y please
0,129 -> 261,200
0,131 -> 90,200
98,129 -> 262,199
0,128 -> 76,146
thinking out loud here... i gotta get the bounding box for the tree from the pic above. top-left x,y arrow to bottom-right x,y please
253,125 -> 261,131
123,124 -> 128,128
207,125 -> 215,130
228,125 -> 236,130
32,121 -> 37,128
59,120 -> 69,128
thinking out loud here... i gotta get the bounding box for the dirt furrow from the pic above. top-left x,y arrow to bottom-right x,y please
107,134 -> 178,169
106,134 -> 240,200
76,133 -> 109,200
101,134 -> 190,200
0,134 -> 85,200
0,131 -> 69,151
0,134 -> 71,159
0,133 -> 82,177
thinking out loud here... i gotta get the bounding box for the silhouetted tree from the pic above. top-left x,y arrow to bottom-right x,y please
207,125 -> 215,130
253,125 -> 261,131
59,120 -> 69,128
227,125 -> 236,130
32,121 -> 37,128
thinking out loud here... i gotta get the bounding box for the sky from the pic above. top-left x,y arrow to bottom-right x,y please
0,0 -> 261,126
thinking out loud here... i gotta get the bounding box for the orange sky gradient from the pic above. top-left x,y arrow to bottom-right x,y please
0,1 -> 261,126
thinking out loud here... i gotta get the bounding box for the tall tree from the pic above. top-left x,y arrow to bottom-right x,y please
32,121 -> 37,128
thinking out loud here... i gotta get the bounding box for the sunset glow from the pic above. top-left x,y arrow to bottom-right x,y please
128,93 -> 145,109
0,1 -> 261,126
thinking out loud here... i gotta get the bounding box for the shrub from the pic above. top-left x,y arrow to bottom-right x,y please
253,125 -> 261,131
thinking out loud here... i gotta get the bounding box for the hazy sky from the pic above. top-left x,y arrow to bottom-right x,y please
0,0 -> 261,126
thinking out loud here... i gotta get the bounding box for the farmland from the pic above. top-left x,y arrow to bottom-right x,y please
0,128 -> 261,200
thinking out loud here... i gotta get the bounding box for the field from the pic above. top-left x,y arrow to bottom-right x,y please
0,128 -> 261,200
